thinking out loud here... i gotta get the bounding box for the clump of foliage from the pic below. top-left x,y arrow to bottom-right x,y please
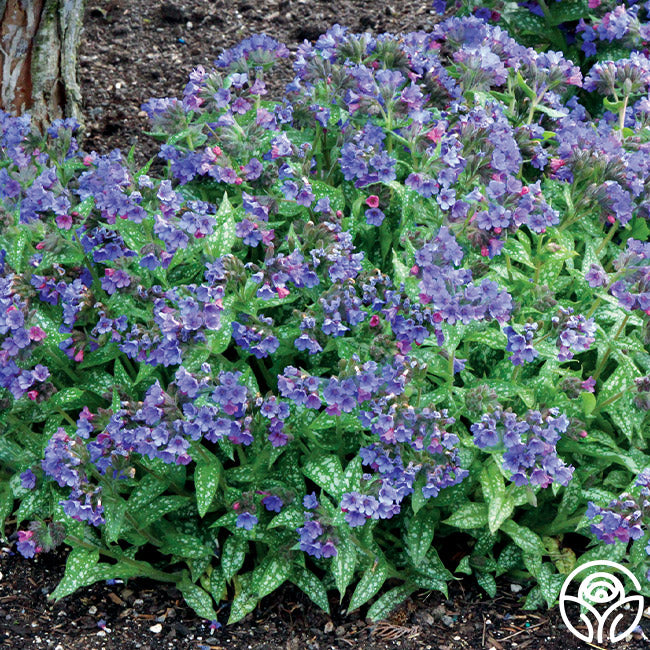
1,18 -> 649,624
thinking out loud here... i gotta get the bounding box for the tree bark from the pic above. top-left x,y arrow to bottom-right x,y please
0,0 -> 85,132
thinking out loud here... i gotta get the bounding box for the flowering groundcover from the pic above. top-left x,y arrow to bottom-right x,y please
1,16 -> 649,625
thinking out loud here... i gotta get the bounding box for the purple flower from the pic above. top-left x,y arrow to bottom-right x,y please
236,512 -> 258,530
262,495 -> 283,512
365,208 -> 385,226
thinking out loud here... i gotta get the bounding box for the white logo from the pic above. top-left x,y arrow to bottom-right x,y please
559,560 -> 644,644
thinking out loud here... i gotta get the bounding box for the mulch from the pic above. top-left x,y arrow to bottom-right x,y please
3,1 -> 650,649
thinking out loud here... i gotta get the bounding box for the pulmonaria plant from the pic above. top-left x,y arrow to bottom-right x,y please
1,15 -> 650,626
586,469 -> 650,579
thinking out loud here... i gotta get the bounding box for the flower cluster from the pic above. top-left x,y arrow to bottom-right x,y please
471,409 -> 574,487
586,470 -> 650,563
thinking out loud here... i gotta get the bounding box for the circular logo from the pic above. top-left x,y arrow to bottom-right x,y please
559,560 -> 644,644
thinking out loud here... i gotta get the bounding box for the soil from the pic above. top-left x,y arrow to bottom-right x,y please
3,2 -> 650,649
2,541 -> 649,650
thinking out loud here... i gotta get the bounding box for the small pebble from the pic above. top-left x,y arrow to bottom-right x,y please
510,583 -> 523,593
150,623 -> 163,634
88,605 -> 97,615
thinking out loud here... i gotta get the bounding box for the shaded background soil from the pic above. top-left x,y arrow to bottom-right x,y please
78,0 -> 441,161
2,1 -> 650,649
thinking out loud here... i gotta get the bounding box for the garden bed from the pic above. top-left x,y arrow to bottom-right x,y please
3,543 -> 648,649
2,0 -> 650,648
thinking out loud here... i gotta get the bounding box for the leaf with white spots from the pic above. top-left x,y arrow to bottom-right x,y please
50,548 -> 100,600
347,561 -> 390,612
159,534 -> 212,560
480,462 -> 514,534
221,536 -> 247,581
291,567 -> 330,613
206,192 -> 237,257
267,506 -> 303,530
537,563 -> 563,607
367,584 -> 415,622
443,502 -> 488,529
227,574 -> 258,624
195,460 -> 222,518
103,498 -> 127,543
304,456 -> 345,499
209,566 -> 226,603
476,572 -> 497,598
251,555 -> 290,599
406,512 -> 435,565
179,581 -> 217,620
333,537 -> 357,601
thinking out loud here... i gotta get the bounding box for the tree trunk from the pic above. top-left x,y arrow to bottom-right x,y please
0,0 -> 85,132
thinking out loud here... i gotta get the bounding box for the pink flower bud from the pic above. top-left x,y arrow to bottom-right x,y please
276,287 -> 290,299
369,315 -> 380,327
365,195 -> 379,208
74,348 -> 84,363
83,155 -> 93,166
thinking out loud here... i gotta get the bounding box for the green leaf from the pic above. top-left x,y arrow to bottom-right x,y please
304,456 -> 345,500
406,512 -> 435,565
443,503 -> 488,529
476,572 -> 497,598
15,484 -> 48,524
333,537 -> 357,600
480,462 -> 514,534
206,192 -> 237,257
342,456 -> 363,494
0,484 -> 14,541
209,566 -> 226,603
103,498 -> 127,543
50,548 -> 101,600
496,544 -> 522,576
75,196 -> 95,217
535,104 -> 568,119
537,563 -> 562,607
127,475 -> 169,511
366,584 -> 415,622
501,521 -> 544,577
292,567 -> 330,613
7,230 -> 29,273
547,0 -> 588,24
580,392 -> 596,416
516,72 -> 537,101
159,534 -> 212,560
347,561 -> 390,612
77,345 -> 120,369
251,555 -> 290,599
221,536 -> 247,581
179,581 -> 217,620
267,506 -> 304,530
195,460 -> 221,518
228,575 -> 259,624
